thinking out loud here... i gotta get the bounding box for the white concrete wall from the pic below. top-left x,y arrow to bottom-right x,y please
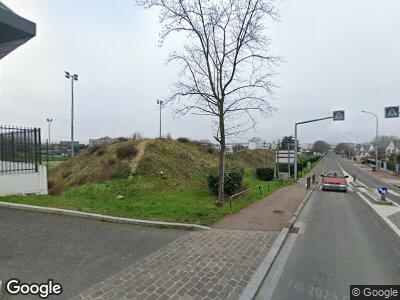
0,165 -> 48,196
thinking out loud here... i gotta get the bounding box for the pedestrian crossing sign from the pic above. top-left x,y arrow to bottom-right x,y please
385,106 -> 399,118
333,110 -> 345,121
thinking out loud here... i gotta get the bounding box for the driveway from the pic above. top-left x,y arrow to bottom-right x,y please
0,208 -> 184,299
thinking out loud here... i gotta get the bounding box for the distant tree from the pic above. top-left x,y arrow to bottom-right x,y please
138,0 -> 280,205
334,143 -> 350,155
280,136 -> 299,151
311,140 -> 330,153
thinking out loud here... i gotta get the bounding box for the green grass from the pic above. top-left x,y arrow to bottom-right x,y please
0,168 -> 292,226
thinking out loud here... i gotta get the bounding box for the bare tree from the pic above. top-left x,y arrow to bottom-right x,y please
137,0 -> 280,204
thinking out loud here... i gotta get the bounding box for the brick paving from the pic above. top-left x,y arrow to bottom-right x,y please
73,229 -> 278,300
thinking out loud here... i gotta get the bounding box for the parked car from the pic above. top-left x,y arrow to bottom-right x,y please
321,170 -> 348,192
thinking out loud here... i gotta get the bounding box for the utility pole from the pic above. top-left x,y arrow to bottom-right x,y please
394,139 -> 398,175
46,118 -> 53,168
275,139 -> 280,179
361,110 -> 379,171
157,100 -> 163,139
287,143 -> 291,177
65,71 -> 78,157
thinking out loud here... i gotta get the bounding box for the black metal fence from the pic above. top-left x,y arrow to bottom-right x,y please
0,126 -> 41,174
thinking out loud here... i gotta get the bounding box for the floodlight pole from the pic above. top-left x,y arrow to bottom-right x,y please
294,116 -> 333,181
157,100 -> 163,139
361,110 -> 379,171
46,118 -> 53,169
65,71 -> 78,157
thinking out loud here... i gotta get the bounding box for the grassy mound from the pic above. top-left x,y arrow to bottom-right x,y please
49,140 -> 141,194
1,138 -> 294,226
49,139 -> 275,195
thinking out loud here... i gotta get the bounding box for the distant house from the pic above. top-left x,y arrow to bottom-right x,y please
89,136 -> 118,148
248,137 -> 271,150
386,141 -> 399,156
50,141 -> 86,156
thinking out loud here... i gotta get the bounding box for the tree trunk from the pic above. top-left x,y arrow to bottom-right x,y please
216,115 -> 226,206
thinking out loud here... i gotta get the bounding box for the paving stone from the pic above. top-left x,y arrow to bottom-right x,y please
74,229 -> 277,299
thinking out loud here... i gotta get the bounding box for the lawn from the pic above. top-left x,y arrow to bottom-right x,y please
0,168 -> 293,226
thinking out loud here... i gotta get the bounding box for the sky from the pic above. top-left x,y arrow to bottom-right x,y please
1,0 -> 399,145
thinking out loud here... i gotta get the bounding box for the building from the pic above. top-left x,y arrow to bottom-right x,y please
386,141 -> 399,156
248,137 -> 271,150
89,136 -> 118,148
0,2 -> 47,196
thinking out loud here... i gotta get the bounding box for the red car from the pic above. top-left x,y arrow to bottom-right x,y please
321,170 -> 348,192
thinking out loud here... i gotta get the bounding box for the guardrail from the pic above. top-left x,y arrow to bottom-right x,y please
228,186 -> 262,214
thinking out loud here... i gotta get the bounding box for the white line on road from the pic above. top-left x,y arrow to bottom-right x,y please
356,191 -> 400,238
388,190 -> 400,197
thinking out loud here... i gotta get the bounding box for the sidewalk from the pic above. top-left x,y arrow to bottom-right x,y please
74,177 -> 318,299
213,182 -> 308,231
346,159 -> 400,188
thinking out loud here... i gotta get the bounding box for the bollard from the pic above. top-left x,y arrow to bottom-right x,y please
353,174 -> 357,182
381,194 -> 386,201
306,177 -> 311,190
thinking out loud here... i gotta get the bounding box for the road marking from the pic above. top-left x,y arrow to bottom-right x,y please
356,191 -> 400,238
388,190 -> 400,197
335,158 -> 400,237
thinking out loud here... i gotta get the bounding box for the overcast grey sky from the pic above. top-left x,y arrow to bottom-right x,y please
1,0 -> 399,144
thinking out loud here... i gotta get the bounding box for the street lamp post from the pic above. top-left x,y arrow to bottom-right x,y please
46,118 -> 53,168
157,100 -> 163,139
361,110 -> 379,171
65,71 -> 78,157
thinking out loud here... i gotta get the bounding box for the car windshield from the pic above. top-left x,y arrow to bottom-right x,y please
324,170 -> 344,178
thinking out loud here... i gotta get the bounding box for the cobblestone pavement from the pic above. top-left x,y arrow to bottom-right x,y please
74,229 -> 278,300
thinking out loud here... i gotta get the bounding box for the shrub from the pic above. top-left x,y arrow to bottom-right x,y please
116,144 -> 138,160
177,137 -> 190,143
88,145 -> 101,154
111,161 -> 131,179
207,166 -> 244,196
96,148 -> 106,156
256,167 -> 274,181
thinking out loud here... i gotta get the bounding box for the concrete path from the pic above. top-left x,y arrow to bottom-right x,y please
0,208 -> 183,299
258,155 -> 400,300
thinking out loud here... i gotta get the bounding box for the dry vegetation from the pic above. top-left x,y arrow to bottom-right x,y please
48,139 -> 275,195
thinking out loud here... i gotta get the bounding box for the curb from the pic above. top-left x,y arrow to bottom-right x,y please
0,201 -> 211,231
241,173 -> 321,299
0,280 -> 3,300
240,228 -> 289,300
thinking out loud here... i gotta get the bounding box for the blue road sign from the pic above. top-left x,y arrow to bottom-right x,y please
333,110 -> 345,121
385,106 -> 399,118
378,186 -> 388,195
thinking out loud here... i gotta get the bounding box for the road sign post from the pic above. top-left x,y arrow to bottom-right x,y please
378,186 -> 388,201
294,111 -> 345,181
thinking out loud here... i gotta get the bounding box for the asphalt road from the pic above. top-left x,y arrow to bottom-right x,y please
258,155 -> 400,300
336,156 -> 400,205
0,208 -> 184,299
